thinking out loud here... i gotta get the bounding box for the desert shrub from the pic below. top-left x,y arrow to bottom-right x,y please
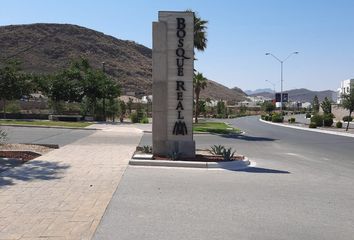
309,122 -> 317,128
305,113 -> 311,118
342,116 -> 353,122
336,121 -> 343,128
0,129 -> 7,143
261,115 -> 266,120
289,117 -> 296,123
142,145 -> 152,153
222,147 -> 235,161
272,113 -> 284,123
211,145 -> 225,155
310,114 -> 324,127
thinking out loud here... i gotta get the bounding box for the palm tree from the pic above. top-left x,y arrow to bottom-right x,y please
193,72 -> 207,123
186,10 -> 208,51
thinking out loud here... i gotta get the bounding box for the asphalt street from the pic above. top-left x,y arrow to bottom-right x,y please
1,126 -> 96,146
95,116 -> 354,240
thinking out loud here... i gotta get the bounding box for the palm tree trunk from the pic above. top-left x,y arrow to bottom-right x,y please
346,111 -> 352,131
195,93 -> 199,123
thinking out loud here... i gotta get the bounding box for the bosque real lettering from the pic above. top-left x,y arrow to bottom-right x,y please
173,18 -> 190,136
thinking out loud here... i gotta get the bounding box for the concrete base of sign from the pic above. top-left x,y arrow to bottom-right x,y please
129,157 -> 251,170
166,140 -> 196,158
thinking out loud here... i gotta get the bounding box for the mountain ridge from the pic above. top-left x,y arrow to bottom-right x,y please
0,23 -> 247,102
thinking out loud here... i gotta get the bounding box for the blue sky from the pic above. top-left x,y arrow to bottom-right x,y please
1,0 -> 354,91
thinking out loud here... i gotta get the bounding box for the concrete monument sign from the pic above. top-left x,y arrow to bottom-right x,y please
152,11 -> 195,158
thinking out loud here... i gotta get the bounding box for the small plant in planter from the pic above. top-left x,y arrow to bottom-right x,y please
142,145 -> 152,154
222,147 -> 236,161
309,122 -> 317,128
336,121 -> 343,128
305,113 -> 311,118
169,151 -> 180,160
211,145 -> 225,155
0,129 -> 7,143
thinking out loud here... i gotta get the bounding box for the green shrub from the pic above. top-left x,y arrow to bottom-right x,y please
305,113 -> 311,118
342,116 -> 353,122
5,101 -> 21,113
140,117 -> 149,124
310,114 -> 323,127
130,112 -> 139,123
309,122 -> 317,128
272,113 -> 284,123
323,113 -> 334,127
261,115 -> 266,120
290,117 -> 296,123
336,121 -> 343,128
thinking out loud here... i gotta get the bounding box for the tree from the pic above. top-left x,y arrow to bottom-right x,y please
185,9 -> 208,54
321,97 -> 332,114
312,95 -> 320,113
341,87 -> 354,131
0,61 -> 31,118
193,72 -> 207,123
190,11 -> 208,51
217,101 -> 226,116
127,97 -> 133,114
262,101 -> 275,113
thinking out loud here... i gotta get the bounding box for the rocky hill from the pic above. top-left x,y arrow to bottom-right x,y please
250,88 -> 336,102
0,23 -> 246,101
0,23 -> 152,95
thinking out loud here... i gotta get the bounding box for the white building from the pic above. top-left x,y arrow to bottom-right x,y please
337,78 -> 354,104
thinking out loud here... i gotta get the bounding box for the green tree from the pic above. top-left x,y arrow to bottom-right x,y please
262,101 -> 275,113
105,99 -> 120,122
321,97 -> 332,114
119,100 -> 127,122
312,95 -> 320,113
341,87 -> 354,131
127,98 -> 133,114
0,61 -> 31,118
217,101 -> 226,116
193,72 -> 207,123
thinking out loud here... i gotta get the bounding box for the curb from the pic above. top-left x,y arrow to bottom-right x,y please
259,119 -> 354,138
129,157 -> 251,170
0,124 -> 100,131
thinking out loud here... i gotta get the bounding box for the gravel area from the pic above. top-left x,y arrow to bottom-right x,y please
0,143 -> 55,155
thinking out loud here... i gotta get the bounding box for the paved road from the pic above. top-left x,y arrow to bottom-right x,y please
95,116 -> 354,240
1,126 -> 96,146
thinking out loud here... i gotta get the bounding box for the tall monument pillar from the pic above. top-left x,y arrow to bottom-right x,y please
152,11 -> 195,158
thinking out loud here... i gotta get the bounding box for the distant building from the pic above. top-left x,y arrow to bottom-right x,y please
337,78 -> 354,104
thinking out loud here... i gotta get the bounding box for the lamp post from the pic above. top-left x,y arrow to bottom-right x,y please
102,62 -> 106,121
265,52 -> 299,111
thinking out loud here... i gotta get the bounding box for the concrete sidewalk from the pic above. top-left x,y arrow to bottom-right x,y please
0,124 -> 143,240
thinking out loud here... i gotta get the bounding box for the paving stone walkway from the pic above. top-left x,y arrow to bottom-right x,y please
0,124 -> 143,240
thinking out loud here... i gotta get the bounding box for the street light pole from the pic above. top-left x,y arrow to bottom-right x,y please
265,52 -> 299,111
